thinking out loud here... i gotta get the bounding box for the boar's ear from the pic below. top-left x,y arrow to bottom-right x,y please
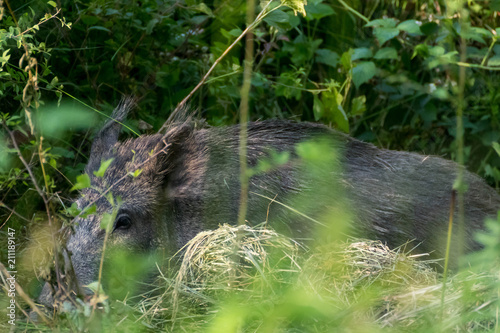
88,97 -> 136,167
154,122 -> 195,178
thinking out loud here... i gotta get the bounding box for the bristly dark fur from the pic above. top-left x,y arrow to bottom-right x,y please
37,103 -> 500,308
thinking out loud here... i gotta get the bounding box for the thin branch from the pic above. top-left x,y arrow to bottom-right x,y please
0,201 -> 31,224
15,8 -> 62,38
2,121 -> 62,287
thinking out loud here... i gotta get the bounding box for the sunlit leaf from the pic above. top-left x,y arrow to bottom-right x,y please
93,158 -> 114,178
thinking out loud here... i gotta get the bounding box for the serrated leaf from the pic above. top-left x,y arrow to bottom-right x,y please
71,174 -> 91,191
374,47 -> 398,60
94,158 -> 114,178
352,61 -> 376,88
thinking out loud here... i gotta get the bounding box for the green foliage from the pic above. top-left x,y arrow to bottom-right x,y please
1,0 -> 500,331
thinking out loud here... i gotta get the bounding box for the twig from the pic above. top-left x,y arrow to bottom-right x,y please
2,121 -> 63,288
15,8 -> 62,38
0,201 -> 31,224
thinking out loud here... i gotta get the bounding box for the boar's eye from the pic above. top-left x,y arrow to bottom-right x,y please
113,213 -> 132,232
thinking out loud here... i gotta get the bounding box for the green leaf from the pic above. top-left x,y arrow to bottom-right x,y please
322,91 -> 348,133
340,49 -> 354,70
352,62 -> 376,88
85,281 -> 106,295
365,18 -> 397,28
374,27 -> 400,45
93,158 -> 114,178
315,49 -> 339,67
88,26 -> 111,32
420,22 -> 438,36
81,204 -> 97,218
129,169 -> 143,178
100,212 -> 115,232
313,95 -> 324,121
81,15 -> 99,26
351,95 -> 366,116
66,202 -> 81,217
47,1 -> 57,8
488,55 -> 500,66
351,47 -> 373,61
397,20 -> 423,35
374,47 -> 398,60
264,9 -> 290,26
304,3 -> 335,21
71,174 -> 91,191
193,3 -> 213,16
492,0 -> 500,11
37,104 -> 97,138
493,142 -> 500,157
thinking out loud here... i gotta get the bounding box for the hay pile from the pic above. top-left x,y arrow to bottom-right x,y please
135,224 -> 498,332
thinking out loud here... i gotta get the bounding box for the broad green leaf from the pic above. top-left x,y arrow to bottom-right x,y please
365,18 -> 397,28
429,45 -> 445,57
94,158 -> 114,178
304,3 -> 335,21
374,47 -> 398,60
397,20 -> 423,35
493,142 -> 500,157
88,26 -> 111,32
71,173 -> 91,191
193,3 -> 213,16
48,1 -> 57,7
351,47 -> 373,61
420,22 -> 438,35
351,95 -> 366,115
487,55 -> 500,66
374,27 -> 400,45
352,61 -> 376,88
81,15 -> 99,26
323,91 -> 348,133
315,49 -> 339,67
